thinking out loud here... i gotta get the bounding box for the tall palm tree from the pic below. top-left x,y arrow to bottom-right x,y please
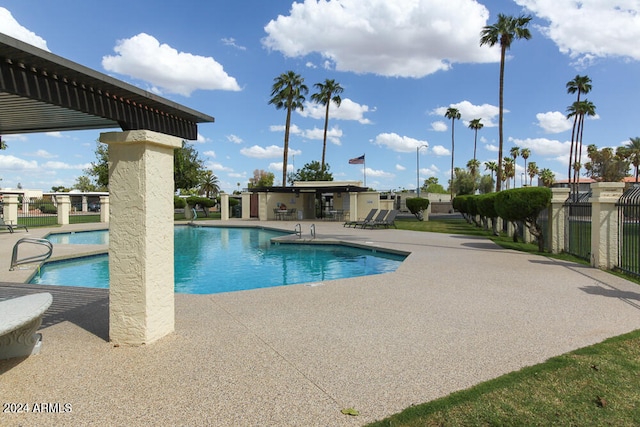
468,118 -> 484,164
269,71 -> 308,187
539,168 -> 555,187
510,146 -> 520,188
520,148 -> 531,185
311,79 -> 343,173
567,99 -> 596,195
480,14 -> 532,192
623,137 -> 640,182
527,161 -> 539,186
566,75 -> 592,189
199,170 -> 220,199
467,158 -> 481,177
503,157 -> 515,189
445,107 -> 461,200
484,160 -> 498,186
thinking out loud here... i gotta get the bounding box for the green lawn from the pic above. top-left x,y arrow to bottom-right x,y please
368,216 -> 640,426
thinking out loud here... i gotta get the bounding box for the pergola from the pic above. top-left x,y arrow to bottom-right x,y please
0,33 -> 214,345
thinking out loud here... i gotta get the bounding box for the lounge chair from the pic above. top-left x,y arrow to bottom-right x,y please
0,217 -> 28,233
364,209 -> 398,229
358,209 -> 388,229
343,208 -> 377,228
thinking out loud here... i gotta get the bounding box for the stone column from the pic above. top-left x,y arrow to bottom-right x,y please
349,192 -> 358,221
99,130 -> 182,346
549,188 -> 569,254
589,182 -> 625,269
81,195 -> 88,212
3,194 -> 19,226
258,192 -> 267,221
99,196 -> 109,223
241,192 -> 250,219
221,193 -> 229,220
56,196 -> 70,225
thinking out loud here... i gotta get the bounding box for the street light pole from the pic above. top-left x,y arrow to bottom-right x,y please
416,144 -> 429,198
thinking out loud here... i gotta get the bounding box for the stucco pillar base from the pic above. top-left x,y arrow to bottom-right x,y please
3,194 -> 19,225
100,130 -> 182,346
99,196 -> 109,223
550,188 -> 569,254
221,193 -> 230,220
56,196 -> 70,225
589,182 -> 624,269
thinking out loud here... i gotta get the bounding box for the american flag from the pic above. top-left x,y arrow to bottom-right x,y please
348,154 -> 365,165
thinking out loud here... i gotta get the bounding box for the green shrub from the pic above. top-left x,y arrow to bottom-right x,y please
495,187 -> 551,251
406,197 -> 430,220
174,196 -> 186,209
186,196 -> 215,217
38,203 -> 57,214
476,193 -> 498,218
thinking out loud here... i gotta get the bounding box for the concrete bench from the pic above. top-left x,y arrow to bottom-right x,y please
0,293 -> 53,360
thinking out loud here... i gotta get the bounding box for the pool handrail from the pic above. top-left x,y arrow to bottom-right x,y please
10,238 -> 53,271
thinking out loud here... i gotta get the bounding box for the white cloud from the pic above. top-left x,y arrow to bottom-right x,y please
42,161 -> 91,170
305,61 -> 317,68
206,161 -> 233,172
240,145 -> 301,159
536,111 -> 573,133
298,98 -> 373,124
270,124 -> 302,134
227,134 -> 243,144
508,137 -> 571,162
431,145 -> 450,156
221,37 -> 246,51
268,162 -> 295,176
516,0 -> 640,63
420,164 -> 441,177
203,150 -> 216,158
431,121 -> 447,132
0,8 -> 49,51
395,164 -> 406,171
0,154 -> 38,170
365,168 -> 395,179
102,33 -> 241,96
262,0 -> 497,78
485,144 -> 499,152
30,149 -> 57,159
373,132 -> 429,153
432,101 -> 500,127
194,133 -> 211,143
301,126 -> 343,145
45,132 -> 64,138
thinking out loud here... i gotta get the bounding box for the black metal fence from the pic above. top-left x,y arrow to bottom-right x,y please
538,206 -> 549,251
617,186 -> 640,278
564,192 -> 592,261
10,196 -> 102,228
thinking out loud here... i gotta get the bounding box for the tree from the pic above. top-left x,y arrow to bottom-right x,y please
311,79 -> 343,173
422,177 -> 447,194
620,137 -> 640,182
445,107 -> 461,200
520,148 -> 531,184
85,142 -> 109,190
566,75 -> 592,191
527,161 -> 539,186
468,118 -> 484,164
538,168 -> 555,187
467,158 -> 481,177
269,71 -> 308,187
484,161 -> 498,185
480,13 -> 532,192
405,197 -> 430,221
503,157 -> 515,189
174,141 -> 206,193
290,161 -> 333,182
451,167 -> 476,196
478,175 -> 494,194
51,185 -> 71,193
73,175 -> 97,192
509,146 -> 520,188
495,187 -> 551,250
248,169 -> 275,188
566,99 -> 596,195
199,170 -> 220,199
584,145 -> 629,182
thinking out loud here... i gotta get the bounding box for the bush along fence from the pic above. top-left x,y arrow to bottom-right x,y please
1,194 -> 109,228
454,182 -> 640,278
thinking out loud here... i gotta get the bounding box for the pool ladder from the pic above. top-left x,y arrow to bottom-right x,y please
310,224 -> 316,239
10,238 -> 53,271
294,223 -> 316,239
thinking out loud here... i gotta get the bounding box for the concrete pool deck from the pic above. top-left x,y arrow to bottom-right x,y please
1,219 -> 640,426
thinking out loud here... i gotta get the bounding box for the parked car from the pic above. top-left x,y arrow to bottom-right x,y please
88,202 -> 100,212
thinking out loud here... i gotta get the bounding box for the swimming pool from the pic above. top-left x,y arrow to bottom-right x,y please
33,226 -> 406,294
47,229 -> 109,245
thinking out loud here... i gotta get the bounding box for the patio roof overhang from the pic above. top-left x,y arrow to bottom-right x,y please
247,185 -> 369,194
0,33 -> 214,140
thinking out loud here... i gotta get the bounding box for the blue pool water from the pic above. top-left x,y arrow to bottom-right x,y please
47,229 -> 109,245
33,227 -> 406,294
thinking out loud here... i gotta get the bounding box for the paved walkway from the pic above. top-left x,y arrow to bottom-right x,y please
2,220 -> 640,426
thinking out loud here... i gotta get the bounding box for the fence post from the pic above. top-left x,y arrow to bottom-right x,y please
56,195 -> 70,225
549,188 -> 569,253
589,182 -> 625,269
3,194 -> 19,225
100,196 -> 109,223
221,193 -> 229,221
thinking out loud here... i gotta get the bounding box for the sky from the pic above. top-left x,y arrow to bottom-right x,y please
1,0 -> 639,193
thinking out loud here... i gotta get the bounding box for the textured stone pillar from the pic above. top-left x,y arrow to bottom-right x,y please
221,193 -> 229,220
99,130 -> 182,346
241,193 -> 250,219
99,196 -> 109,223
349,192 -> 358,221
589,182 -> 624,269
549,188 -> 569,253
3,194 -> 19,225
56,195 -> 70,225
258,192 -> 267,221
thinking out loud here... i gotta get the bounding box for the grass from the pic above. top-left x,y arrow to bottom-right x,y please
367,216 -> 640,426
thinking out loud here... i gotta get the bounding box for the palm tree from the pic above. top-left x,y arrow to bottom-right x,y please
484,160 -> 498,185
567,99 -> 596,194
269,71 -> 308,187
520,148 -> 531,185
468,118 -> 484,164
622,137 -> 640,182
510,146 -> 520,188
199,170 -> 220,199
311,79 -> 343,173
527,161 -> 539,186
566,75 -> 592,189
445,107 -> 461,200
539,168 -> 555,187
480,14 -> 532,192
467,158 -> 481,177
503,157 -> 515,189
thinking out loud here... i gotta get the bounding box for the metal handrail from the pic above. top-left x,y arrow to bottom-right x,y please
310,224 -> 316,239
10,238 -> 53,271
294,223 -> 301,238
